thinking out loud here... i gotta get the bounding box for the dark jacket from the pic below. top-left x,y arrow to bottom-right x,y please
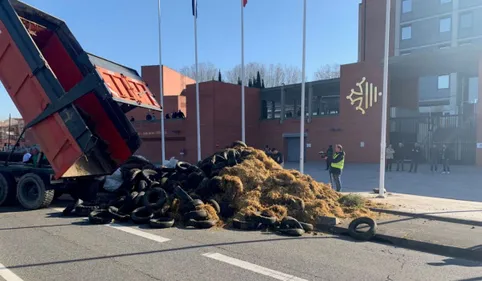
430,147 -> 439,161
330,151 -> 345,175
395,146 -> 405,160
411,146 -> 422,161
441,147 -> 451,160
272,152 -> 284,164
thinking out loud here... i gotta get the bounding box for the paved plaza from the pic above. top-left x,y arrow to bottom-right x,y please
284,162 -> 482,202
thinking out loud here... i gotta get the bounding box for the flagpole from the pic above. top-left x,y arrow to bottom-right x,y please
240,0 -> 246,143
379,0 -> 391,198
299,0 -> 307,173
157,0 -> 166,165
194,5 -> 201,161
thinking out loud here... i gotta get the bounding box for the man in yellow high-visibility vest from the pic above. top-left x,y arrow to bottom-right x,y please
329,144 -> 345,192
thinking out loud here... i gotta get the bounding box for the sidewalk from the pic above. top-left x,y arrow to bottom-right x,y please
330,193 -> 482,262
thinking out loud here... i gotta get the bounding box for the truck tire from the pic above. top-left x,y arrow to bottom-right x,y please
16,173 -> 54,210
0,173 -> 16,206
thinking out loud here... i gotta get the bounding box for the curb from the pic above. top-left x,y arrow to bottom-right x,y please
317,224 -> 482,262
370,208 -> 482,227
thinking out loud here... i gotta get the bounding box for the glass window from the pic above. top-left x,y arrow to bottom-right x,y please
468,77 -> 478,104
439,17 -> 451,33
438,75 -> 450,89
402,0 -> 412,13
460,12 -> 473,29
401,25 -> 412,40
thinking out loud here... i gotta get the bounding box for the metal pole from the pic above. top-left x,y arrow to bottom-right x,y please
157,0 -> 166,165
300,0 -> 307,173
379,0 -> 391,198
241,0 -> 246,143
194,14 -> 201,161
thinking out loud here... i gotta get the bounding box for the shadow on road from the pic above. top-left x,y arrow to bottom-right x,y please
2,235 -> 332,270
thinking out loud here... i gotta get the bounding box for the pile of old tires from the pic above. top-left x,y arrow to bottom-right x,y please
62,141 -> 314,236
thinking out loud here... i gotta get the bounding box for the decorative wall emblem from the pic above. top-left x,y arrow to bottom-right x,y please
347,77 -> 382,115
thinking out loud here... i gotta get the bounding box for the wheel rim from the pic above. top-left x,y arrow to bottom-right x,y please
22,181 -> 40,202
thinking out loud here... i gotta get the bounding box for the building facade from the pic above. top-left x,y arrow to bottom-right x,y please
22,0 -> 482,166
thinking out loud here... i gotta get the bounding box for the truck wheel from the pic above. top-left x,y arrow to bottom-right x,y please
16,173 -> 54,210
0,173 -> 16,206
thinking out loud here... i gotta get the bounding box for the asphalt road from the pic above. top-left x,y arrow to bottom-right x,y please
0,205 -> 481,281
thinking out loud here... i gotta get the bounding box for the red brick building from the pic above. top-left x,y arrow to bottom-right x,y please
134,0 -> 482,166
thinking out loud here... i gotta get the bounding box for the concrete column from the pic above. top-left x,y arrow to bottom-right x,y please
476,58 -> 482,166
450,73 -> 458,114
308,83 -> 313,123
394,0 -> 401,56
280,85 -> 285,124
452,0 -> 459,47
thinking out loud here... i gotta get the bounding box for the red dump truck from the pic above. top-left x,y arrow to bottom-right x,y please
0,0 -> 162,209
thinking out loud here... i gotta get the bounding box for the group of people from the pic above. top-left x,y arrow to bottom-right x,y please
385,142 -> 451,174
129,109 -> 186,122
264,146 -> 284,167
321,144 -> 345,192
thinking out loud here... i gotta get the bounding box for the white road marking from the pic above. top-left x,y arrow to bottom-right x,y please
0,262 -> 24,281
202,252 -> 308,281
51,208 -> 170,243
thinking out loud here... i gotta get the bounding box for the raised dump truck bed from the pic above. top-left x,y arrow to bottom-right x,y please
0,0 -> 161,209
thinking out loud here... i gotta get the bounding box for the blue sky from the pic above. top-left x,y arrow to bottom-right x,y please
0,0 -> 360,119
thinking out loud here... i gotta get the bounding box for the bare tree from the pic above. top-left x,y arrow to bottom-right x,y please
314,64 -> 340,80
179,62 -> 218,82
224,63 -> 302,87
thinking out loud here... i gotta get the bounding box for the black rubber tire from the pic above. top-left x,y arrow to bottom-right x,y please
134,191 -> 146,206
62,199 -> 83,216
207,199 -> 221,214
136,180 -> 149,192
131,206 -> 154,224
232,140 -> 247,148
88,209 -> 113,224
149,217 -> 175,229
0,172 -> 16,206
250,213 -> 277,226
176,161 -> 192,171
108,206 -> 130,222
74,204 -> 99,217
280,216 -> 303,230
184,209 -> 208,221
143,187 -> 168,209
278,228 -> 305,237
174,185 -> 193,202
232,219 -> 260,230
188,219 -> 216,229
16,173 -> 54,210
300,222 -> 314,232
348,217 -> 377,241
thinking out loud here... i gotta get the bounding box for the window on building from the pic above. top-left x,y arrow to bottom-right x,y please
468,77 -> 479,104
460,12 -> 473,29
438,75 -> 450,89
439,17 -> 451,33
402,0 -> 412,13
261,100 -> 281,119
312,96 -> 339,116
401,25 -> 412,40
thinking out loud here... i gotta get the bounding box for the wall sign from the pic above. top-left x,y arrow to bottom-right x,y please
347,77 -> 383,115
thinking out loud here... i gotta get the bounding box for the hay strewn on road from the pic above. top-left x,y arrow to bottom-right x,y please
213,147 -> 376,225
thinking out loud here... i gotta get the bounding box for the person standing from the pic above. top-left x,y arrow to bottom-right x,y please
327,144 -> 345,192
395,142 -> 405,171
409,143 -> 421,173
325,145 -> 333,171
441,144 -> 451,174
429,144 -> 439,173
271,148 -> 284,168
385,144 -> 395,171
